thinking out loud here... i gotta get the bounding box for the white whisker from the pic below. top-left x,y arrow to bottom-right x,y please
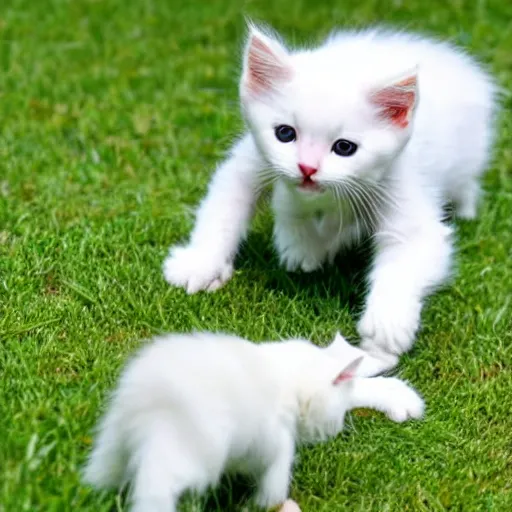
346,177 -> 384,232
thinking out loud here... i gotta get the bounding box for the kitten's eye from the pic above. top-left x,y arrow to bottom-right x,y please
332,139 -> 358,157
275,125 -> 296,143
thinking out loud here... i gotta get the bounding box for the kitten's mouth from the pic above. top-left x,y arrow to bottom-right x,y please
299,177 -> 321,192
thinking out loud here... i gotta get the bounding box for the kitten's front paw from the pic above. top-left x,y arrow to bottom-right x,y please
163,245 -> 233,294
274,224 -> 325,273
381,378 -> 425,423
280,250 -> 323,273
276,240 -> 323,273
358,297 -> 421,356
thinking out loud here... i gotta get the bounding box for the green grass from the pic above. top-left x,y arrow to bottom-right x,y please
1,0 -> 512,510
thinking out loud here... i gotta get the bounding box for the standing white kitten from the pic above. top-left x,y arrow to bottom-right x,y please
163,24 -> 497,369
83,332 -> 424,511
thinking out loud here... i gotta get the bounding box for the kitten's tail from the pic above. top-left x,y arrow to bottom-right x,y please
82,406 -> 127,490
84,412 -> 181,512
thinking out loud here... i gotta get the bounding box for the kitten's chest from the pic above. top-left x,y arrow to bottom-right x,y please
278,186 -> 342,218
271,182 -> 366,251
276,185 -> 352,230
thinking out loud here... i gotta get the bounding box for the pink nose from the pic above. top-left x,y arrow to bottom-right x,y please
298,163 -> 317,178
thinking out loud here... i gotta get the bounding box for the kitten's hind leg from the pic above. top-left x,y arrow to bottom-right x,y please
348,377 -> 424,423
130,452 -> 180,512
130,421 -> 206,512
255,429 -> 295,509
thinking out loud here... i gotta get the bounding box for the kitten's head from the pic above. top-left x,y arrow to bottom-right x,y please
296,345 -> 363,444
240,24 -> 418,194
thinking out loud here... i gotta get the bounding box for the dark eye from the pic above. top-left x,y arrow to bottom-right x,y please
332,139 -> 358,157
275,125 -> 296,143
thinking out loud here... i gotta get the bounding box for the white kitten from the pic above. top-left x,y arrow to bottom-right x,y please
83,332 -> 424,511
163,23 -> 496,371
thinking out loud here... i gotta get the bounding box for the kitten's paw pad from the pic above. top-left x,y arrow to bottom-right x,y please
383,378 -> 425,423
163,245 -> 233,294
278,499 -> 302,512
358,298 -> 421,356
255,484 -> 289,510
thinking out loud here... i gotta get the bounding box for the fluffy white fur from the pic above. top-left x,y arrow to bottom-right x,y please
83,332 -> 424,511
163,24 -> 497,368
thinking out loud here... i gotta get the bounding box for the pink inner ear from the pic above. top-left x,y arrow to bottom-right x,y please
370,75 -> 417,128
332,370 -> 354,385
332,355 -> 364,385
246,36 -> 291,95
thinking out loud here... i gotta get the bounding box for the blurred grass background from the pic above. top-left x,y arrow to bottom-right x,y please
0,0 -> 511,510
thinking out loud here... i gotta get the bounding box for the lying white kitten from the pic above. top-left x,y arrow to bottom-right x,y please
83,332 -> 424,511
163,24 -> 497,369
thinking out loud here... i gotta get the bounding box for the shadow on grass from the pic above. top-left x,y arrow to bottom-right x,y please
111,474 -> 256,512
236,230 -> 373,317
235,205 -> 460,316
202,474 -> 255,511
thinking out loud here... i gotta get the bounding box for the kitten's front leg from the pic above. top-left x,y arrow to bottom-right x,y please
255,431 -> 295,509
358,218 -> 453,356
163,135 -> 264,294
349,377 -> 425,423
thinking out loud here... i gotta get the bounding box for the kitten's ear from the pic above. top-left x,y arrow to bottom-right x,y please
369,68 -> 418,128
333,331 -> 346,344
325,332 -> 349,354
241,23 -> 292,97
332,356 -> 364,385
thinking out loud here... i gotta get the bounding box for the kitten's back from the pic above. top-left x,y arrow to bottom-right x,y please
115,332 -> 285,440
84,333 -> 285,490
318,29 -> 496,196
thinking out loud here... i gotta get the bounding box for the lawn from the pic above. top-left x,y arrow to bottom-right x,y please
1,0 -> 511,510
